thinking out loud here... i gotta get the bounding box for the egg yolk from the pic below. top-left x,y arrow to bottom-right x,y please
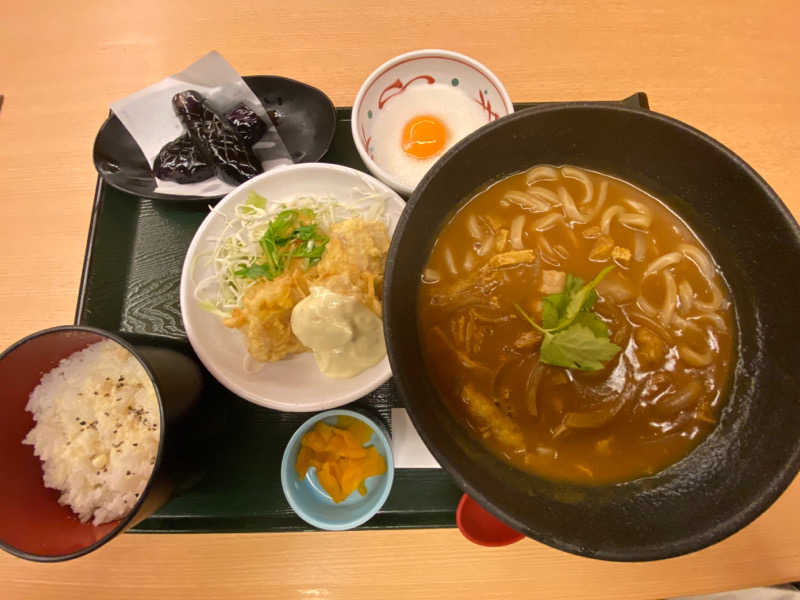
401,115 -> 447,159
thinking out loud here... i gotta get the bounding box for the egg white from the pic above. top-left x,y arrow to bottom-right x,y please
371,83 -> 489,190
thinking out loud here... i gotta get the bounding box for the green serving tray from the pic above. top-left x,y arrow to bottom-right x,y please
76,95 -> 649,533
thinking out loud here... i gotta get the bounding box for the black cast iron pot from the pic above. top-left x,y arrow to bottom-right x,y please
384,103 -> 800,561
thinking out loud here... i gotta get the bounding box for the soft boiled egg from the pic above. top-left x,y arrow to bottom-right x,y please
402,115 -> 448,159
371,83 -> 489,191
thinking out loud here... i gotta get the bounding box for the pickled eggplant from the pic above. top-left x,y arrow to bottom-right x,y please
172,90 -> 262,186
225,103 -> 267,145
153,134 -> 215,183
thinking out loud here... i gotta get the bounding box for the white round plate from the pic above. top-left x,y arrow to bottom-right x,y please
180,163 -> 405,412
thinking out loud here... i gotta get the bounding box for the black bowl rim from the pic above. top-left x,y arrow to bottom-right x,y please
385,101 -> 800,561
0,325 -> 166,562
92,75 -> 337,203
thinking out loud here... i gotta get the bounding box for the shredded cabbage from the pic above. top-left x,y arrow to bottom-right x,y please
193,184 -> 391,318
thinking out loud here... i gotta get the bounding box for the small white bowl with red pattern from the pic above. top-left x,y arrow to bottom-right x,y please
352,49 -> 514,196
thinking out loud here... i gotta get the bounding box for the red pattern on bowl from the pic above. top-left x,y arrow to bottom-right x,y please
352,49 -> 514,195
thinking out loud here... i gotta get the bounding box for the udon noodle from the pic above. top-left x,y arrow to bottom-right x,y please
418,165 -> 735,484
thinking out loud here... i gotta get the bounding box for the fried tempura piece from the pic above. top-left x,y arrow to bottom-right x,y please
484,249 -> 536,270
612,246 -> 632,264
539,269 -> 566,294
224,217 -> 390,363
461,383 -> 525,451
224,271 -> 307,362
313,218 -> 389,316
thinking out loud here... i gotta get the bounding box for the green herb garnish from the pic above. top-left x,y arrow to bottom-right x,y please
515,265 -> 621,371
234,208 -> 329,280
247,191 -> 267,209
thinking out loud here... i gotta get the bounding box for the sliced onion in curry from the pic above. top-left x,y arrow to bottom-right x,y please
525,361 -> 546,417
528,185 -> 560,206
526,165 -> 559,185
561,166 -> 594,205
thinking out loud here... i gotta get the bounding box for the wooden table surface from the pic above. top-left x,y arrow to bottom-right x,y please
2,1 -> 799,598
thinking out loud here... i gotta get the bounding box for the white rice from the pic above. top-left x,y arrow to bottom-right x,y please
23,339 -> 160,525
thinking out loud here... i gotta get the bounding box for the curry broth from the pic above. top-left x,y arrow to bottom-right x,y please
418,167 -> 734,484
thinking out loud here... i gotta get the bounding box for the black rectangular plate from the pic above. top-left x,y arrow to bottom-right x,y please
76,94 -> 649,533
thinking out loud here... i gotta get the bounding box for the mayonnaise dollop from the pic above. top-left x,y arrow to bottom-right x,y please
290,287 -> 386,378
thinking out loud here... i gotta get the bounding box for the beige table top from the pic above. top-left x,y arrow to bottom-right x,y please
1,1 -> 799,598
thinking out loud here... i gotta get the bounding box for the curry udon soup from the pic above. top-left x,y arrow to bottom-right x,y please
418,165 -> 734,485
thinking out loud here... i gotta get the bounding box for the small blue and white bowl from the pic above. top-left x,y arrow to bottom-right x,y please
280,409 -> 394,530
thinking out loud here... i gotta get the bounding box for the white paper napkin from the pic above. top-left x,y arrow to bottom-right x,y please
110,51 -> 291,196
391,408 -> 441,468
